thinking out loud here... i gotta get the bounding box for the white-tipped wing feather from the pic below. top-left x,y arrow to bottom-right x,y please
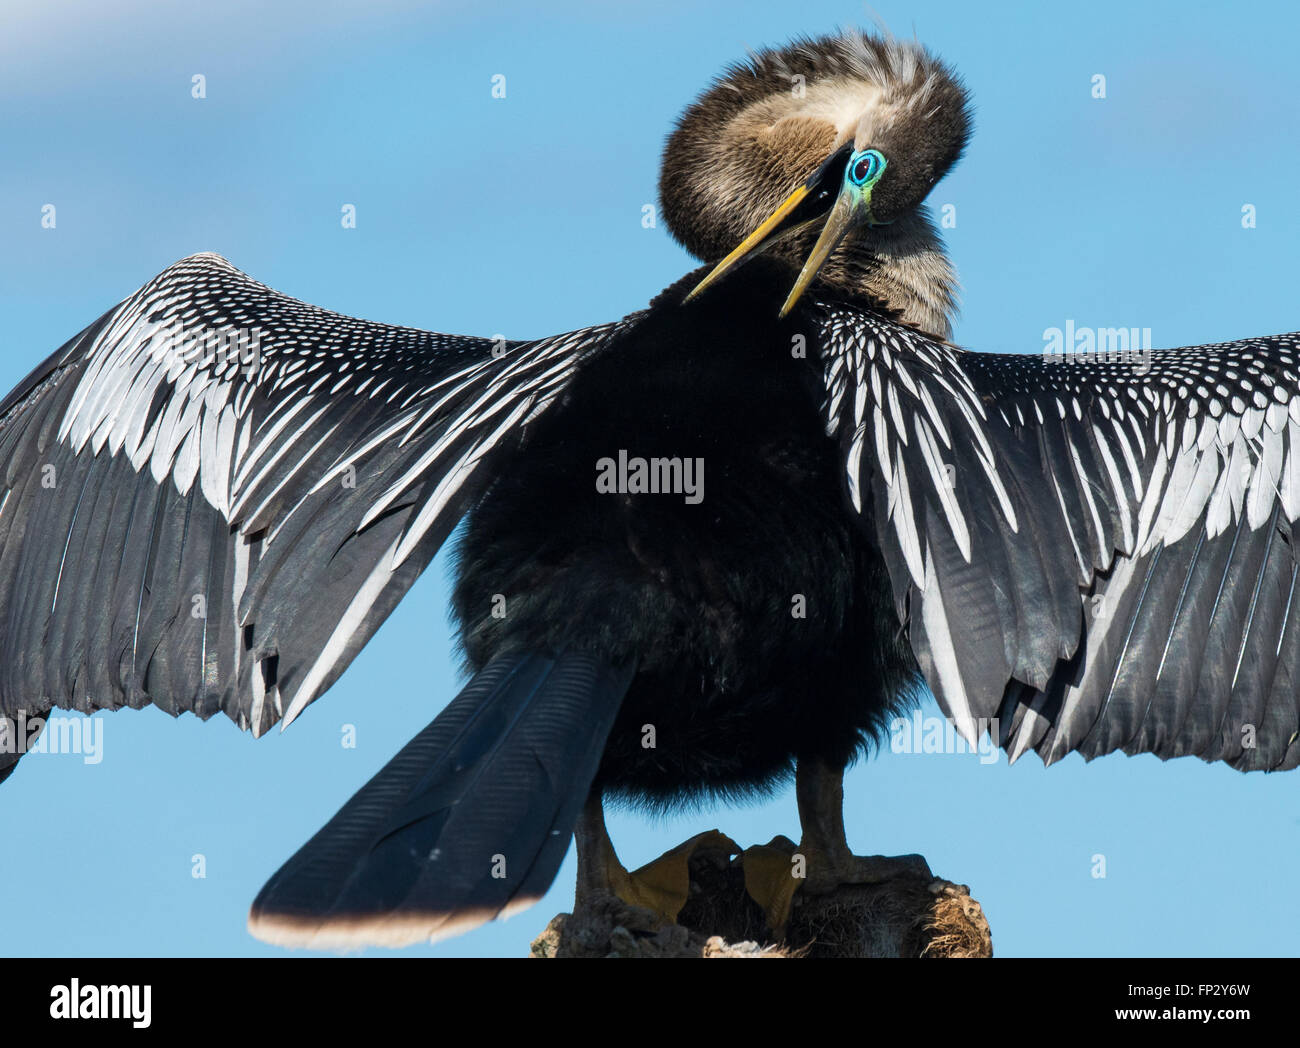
0,254 -> 634,753
818,300 -> 1300,771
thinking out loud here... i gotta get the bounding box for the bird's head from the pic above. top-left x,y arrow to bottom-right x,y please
661,30 -> 971,338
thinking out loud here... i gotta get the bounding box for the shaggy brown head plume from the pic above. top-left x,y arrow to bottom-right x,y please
660,30 -> 972,338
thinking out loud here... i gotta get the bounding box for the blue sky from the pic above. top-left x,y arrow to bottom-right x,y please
1,0 -> 1297,958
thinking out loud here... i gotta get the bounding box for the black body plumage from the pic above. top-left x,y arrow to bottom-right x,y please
452,260 -> 919,808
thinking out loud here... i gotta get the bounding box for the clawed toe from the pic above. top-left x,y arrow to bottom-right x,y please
801,849 -> 932,895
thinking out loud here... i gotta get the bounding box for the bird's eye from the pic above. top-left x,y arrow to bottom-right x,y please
847,149 -> 886,187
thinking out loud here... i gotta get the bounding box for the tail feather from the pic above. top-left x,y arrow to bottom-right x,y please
247,649 -> 633,949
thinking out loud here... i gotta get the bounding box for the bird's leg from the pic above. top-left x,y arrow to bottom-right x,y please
572,792 -> 682,926
573,791 -> 739,927
739,758 -> 932,936
795,756 -> 931,893
573,792 -> 631,910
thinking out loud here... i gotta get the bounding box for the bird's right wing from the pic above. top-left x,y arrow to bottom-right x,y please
0,253 -> 634,769
818,301 -> 1300,772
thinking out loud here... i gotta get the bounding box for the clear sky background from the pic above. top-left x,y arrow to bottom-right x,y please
1,0 -> 1297,958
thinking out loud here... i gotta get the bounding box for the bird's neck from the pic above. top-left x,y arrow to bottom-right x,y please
815,206 -> 959,341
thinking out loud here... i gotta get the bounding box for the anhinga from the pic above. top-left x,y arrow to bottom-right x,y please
1,30 -> 1297,950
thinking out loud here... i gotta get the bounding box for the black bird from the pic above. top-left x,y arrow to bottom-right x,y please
2,29 -> 1298,949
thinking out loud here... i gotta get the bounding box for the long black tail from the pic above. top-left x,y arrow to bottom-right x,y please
248,649 -> 633,949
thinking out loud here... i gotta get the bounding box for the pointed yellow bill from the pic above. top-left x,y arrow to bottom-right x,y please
778,190 -> 856,317
684,182 -> 811,303
682,142 -> 879,316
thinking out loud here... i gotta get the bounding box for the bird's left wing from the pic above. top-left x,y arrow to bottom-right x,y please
0,253 -> 632,759
817,300 -> 1300,771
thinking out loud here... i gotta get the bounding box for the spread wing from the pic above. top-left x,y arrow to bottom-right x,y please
818,301 -> 1300,771
0,253 -> 632,773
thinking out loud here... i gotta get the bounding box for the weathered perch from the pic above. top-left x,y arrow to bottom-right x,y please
530,834 -> 991,958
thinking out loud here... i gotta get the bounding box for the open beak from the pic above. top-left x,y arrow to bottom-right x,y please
684,143 -> 870,317
776,186 -> 859,317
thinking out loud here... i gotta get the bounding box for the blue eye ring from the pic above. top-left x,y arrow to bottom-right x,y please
847,148 -> 886,187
